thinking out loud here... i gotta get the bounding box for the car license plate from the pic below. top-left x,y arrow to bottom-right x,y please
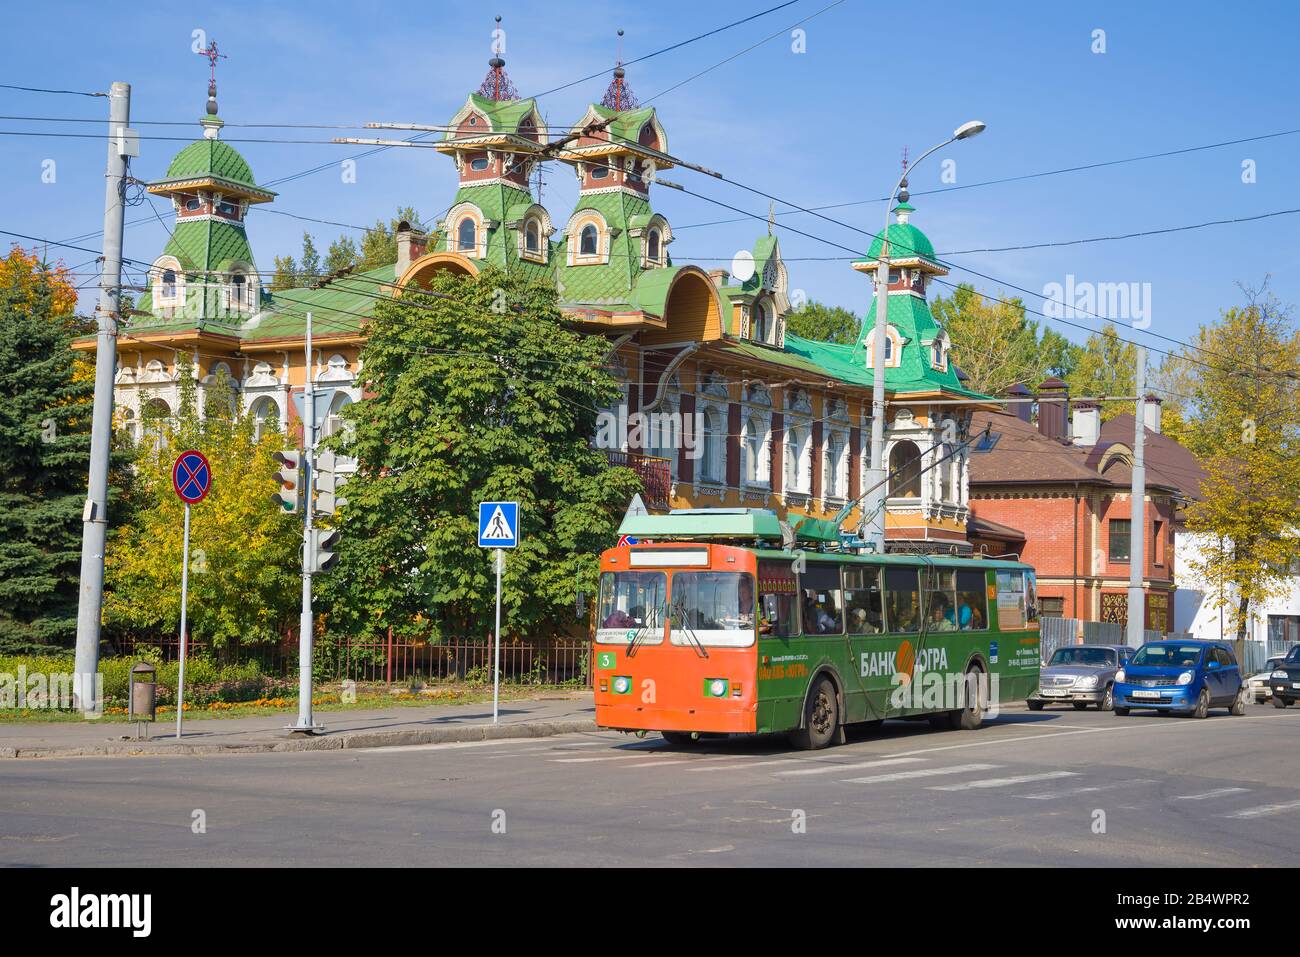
1292,682 -> 1300,690
1132,690 -> 1161,699
1041,689 -> 1066,697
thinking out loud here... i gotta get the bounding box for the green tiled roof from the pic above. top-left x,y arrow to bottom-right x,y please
152,137 -> 272,198
249,263 -> 396,340
557,190 -> 653,306
588,104 -> 662,151
860,221 -> 937,264
456,94 -> 539,136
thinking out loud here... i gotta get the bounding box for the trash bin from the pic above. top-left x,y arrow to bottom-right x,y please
129,661 -> 157,738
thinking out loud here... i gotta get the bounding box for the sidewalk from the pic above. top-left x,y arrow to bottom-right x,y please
0,692 -> 597,759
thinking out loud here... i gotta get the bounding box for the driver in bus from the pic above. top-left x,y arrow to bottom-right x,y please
734,575 -> 755,630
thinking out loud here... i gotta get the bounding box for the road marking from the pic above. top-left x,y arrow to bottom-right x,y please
842,763 -> 999,784
1175,787 -> 1251,801
687,758 -> 807,772
551,754 -> 653,763
625,760 -> 690,768
929,771 -> 1078,791
360,735 -> 599,755
774,757 -> 924,777
1225,799 -> 1300,820
1017,778 -> 1155,800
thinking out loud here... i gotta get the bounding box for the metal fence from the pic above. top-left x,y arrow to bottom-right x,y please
332,636 -> 591,687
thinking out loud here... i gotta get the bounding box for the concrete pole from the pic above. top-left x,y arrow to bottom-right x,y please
292,312 -> 319,732
1127,346 -> 1147,647
73,81 -> 130,713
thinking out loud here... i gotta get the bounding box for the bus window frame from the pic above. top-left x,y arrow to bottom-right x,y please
594,569 -> 668,645
667,569 -> 759,648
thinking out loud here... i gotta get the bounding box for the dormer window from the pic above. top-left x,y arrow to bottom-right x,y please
932,342 -> 943,369
753,300 -> 769,343
884,337 -> 894,362
525,219 -> 540,254
580,224 -> 599,257
162,269 -> 177,299
457,217 -> 477,253
646,228 -> 661,266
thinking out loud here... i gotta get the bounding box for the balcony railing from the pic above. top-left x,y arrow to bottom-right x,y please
605,450 -> 672,508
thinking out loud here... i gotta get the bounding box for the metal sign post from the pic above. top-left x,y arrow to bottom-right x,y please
478,501 -> 520,724
171,450 -> 211,739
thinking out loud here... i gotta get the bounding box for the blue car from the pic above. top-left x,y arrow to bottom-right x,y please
1113,640 -> 1248,718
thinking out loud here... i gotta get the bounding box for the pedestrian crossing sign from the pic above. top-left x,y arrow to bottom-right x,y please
478,501 -> 519,548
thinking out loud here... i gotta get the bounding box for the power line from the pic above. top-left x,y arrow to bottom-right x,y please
0,82 -> 105,97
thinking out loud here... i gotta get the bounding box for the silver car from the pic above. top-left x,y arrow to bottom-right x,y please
1028,644 -> 1131,712
1246,656 -> 1286,703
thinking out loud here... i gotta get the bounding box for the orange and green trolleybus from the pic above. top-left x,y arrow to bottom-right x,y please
593,508 -> 1041,750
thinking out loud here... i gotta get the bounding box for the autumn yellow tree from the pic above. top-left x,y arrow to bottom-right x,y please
104,368 -> 301,659
1178,285 -> 1300,638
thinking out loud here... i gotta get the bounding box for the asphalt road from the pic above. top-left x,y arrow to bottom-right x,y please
4,702 -> 1300,867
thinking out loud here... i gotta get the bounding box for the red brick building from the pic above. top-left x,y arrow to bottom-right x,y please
966,380 -> 1205,628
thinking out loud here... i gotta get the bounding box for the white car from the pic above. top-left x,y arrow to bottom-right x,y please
1245,656 -> 1286,703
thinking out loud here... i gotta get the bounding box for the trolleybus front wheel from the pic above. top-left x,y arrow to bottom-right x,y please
789,676 -> 840,751
660,731 -> 697,748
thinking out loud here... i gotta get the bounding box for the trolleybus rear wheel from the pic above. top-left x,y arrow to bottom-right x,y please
790,676 -> 839,751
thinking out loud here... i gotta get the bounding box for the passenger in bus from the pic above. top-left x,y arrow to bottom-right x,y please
849,607 -> 880,634
802,591 -> 837,634
602,607 -> 636,629
928,601 -> 957,632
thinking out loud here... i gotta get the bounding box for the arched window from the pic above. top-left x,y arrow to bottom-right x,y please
753,301 -> 769,342
824,435 -> 844,499
701,409 -> 721,482
457,217 -> 477,253
884,336 -> 894,363
525,219 -> 540,254
580,224 -> 599,257
940,445 -> 955,502
933,342 -> 943,368
647,229 -> 660,264
744,414 -> 769,485
230,271 -> 246,309
161,269 -> 177,299
785,426 -> 809,492
888,440 -> 922,498
250,396 -> 281,441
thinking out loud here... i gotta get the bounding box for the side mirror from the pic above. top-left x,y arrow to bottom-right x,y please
1207,660 -> 1219,670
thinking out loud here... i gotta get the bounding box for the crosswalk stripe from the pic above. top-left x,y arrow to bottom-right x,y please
929,771 -> 1077,792
552,754 -> 653,763
1017,779 -> 1155,800
687,758 -> 806,772
775,757 -> 924,777
842,763 -> 1000,784
1175,787 -> 1251,801
625,760 -> 690,768
1225,799 -> 1300,819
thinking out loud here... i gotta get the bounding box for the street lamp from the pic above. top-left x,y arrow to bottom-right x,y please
862,120 -> 985,553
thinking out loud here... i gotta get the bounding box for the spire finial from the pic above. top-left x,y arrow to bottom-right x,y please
196,40 -> 227,138
768,201 -> 775,236
601,29 -> 639,112
479,15 -> 519,101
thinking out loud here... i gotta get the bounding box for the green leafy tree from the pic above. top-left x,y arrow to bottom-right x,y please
0,250 -> 92,652
358,207 -> 422,270
319,266 -> 641,642
1176,285 -> 1300,638
324,236 -> 359,276
932,284 -> 1042,395
1063,322 -> 1137,420
103,368 -> 301,659
299,233 -> 321,286
785,299 -> 859,345
271,255 -> 298,292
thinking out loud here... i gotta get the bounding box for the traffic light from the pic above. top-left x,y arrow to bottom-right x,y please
271,450 -> 302,514
308,527 -> 340,574
314,449 -> 348,516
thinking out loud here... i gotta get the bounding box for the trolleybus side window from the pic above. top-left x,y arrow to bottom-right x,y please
996,569 -> 1035,629
757,560 -> 799,637
799,564 -> 843,635
669,572 -> 757,647
955,569 -> 989,631
884,567 -> 922,633
595,571 -> 666,644
924,568 -> 959,632
844,565 -> 885,634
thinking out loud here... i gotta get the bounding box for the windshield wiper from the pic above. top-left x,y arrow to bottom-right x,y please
626,602 -> 663,659
671,600 -> 710,659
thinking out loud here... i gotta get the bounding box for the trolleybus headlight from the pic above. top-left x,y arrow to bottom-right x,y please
705,678 -> 729,698
612,676 -> 632,695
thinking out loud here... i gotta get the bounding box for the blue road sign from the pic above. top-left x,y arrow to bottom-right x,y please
172,450 -> 212,504
478,501 -> 519,549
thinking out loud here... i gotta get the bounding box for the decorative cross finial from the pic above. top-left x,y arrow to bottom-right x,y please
479,15 -> 520,101
768,201 -> 775,236
901,145 -> 909,176
600,29 -> 639,112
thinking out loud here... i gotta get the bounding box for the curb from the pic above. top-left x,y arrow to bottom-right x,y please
0,718 -> 598,760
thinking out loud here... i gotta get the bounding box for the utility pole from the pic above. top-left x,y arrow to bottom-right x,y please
1127,345 -> 1147,648
74,81 -> 132,713
290,311 -> 322,733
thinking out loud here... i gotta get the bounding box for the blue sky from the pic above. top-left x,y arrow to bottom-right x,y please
3,0 -> 1298,360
